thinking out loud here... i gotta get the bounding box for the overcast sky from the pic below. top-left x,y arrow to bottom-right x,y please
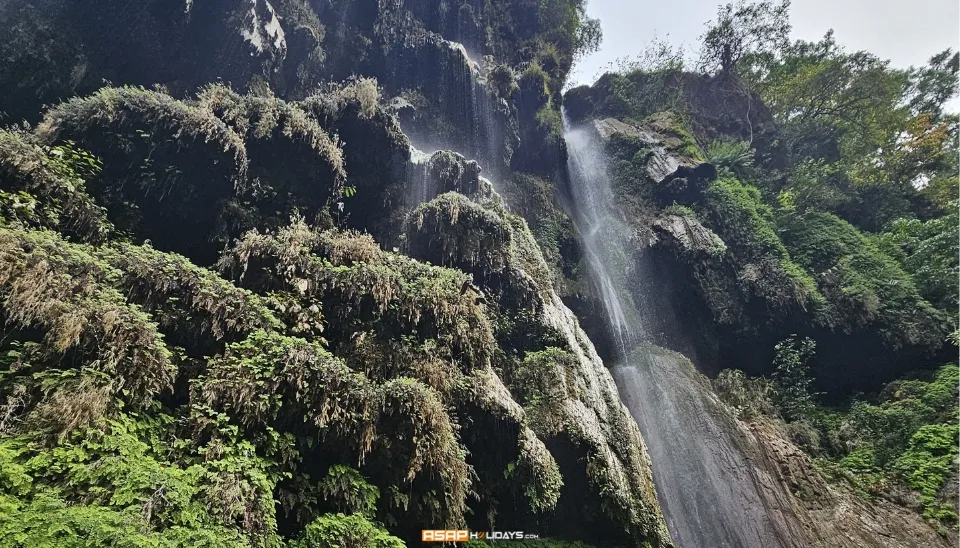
569,0 -> 960,90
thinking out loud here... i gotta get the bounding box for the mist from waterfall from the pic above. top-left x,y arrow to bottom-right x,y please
563,118 -> 787,548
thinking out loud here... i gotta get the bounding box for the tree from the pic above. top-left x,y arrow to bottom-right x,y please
906,49 -> 960,122
742,32 -> 959,229
697,0 -> 791,74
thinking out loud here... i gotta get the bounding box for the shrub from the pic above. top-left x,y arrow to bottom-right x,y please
770,336 -> 818,421
894,424 -> 959,521
779,209 -> 948,347
290,513 -> 403,548
705,139 -> 754,176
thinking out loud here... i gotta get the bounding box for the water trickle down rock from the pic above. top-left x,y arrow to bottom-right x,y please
374,4 -> 518,181
403,149 -> 672,547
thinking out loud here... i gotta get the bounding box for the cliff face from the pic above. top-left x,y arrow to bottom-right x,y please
0,1 -> 670,546
562,90 -> 950,395
558,73 -> 955,547
0,2 -> 954,547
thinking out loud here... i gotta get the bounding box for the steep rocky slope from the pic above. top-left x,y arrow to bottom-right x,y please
0,1 -> 673,546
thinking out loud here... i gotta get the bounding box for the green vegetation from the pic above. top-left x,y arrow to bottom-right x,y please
770,336 -> 818,421
877,205 -> 959,313
705,140 -> 754,177
697,0 -> 791,74
290,514 -> 403,548
717,342 -> 959,527
464,541 -> 598,548
779,209 -> 948,347
0,0 -> 956,544
700,177 -> 820,314
0,75 -> 671,544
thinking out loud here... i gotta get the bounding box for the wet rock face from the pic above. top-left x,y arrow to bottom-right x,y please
588,117 -> 717,205
402,151 -> 671,547
649,214 -> 726,259
617,347 -> 951,548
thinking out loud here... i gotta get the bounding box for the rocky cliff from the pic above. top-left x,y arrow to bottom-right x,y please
0,1 -> 955,547
0,0 -> 671,546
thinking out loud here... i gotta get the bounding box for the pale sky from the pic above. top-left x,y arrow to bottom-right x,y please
570,0 -> 960,93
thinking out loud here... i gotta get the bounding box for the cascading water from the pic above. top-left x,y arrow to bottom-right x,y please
395,37 -> 508,183
563,118 -> 791,548
408,145 -> 436,206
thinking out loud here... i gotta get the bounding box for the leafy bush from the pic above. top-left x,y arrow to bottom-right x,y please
779,209 -> 948,347
705,140 -> 754,176
289,514 -> 403,548
663,203 -> 698,220
713,368 -> 776,419
838,364 -> 957,522
770,336 -> 818,421
877,204 -> 959,313
894,424 -> 959,521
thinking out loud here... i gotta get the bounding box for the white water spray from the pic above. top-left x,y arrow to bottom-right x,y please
563,116 -> 791,548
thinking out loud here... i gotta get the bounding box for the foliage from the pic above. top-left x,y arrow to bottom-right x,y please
877,205 -> 959,313
0,228 -> 176,408
712,368 -> 776,419
893,424 -> 959,521
741,32 -> 958,231
311,78 -> 381,120
570,72 -> 686,126
778,209 -> 947,347
697,0 -> 791,74
0,415 -> 275,547
705,139 -> 754,176
0,130 -> 110,242
839,364 -> 960,522
662,203 -> 698,220
905,49 -> 960,122
407,193 -> 512,272
699,177 -> 820,312
318,466 -> 380,518
609,35 -> 687,75
770,336 -> 817,421
289,513 -> 403,548
464,541 -> 598,548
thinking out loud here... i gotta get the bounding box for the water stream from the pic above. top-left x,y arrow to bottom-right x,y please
563,119 -> 788,548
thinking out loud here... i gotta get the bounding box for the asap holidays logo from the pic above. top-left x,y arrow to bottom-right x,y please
421,530 -> 538,542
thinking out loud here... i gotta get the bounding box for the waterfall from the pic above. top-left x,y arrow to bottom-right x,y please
396,37 -> 507,185
408,145 -> 435,207
563,117 -> 790,548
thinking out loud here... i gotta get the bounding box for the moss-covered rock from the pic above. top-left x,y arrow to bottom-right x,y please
401,152 -> 670,547
0,4 -> 672,544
